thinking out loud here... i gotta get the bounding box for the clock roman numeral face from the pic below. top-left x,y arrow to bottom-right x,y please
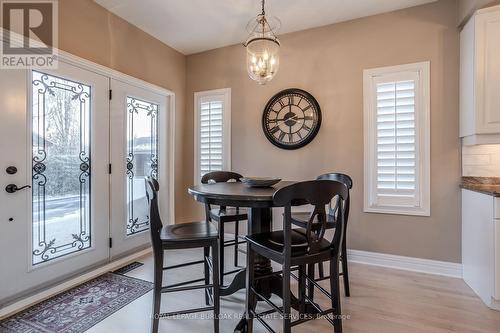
262,89 -> 322,150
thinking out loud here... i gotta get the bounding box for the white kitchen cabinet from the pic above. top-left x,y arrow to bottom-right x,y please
462,189 -> 500,310
460,5 -> 500,144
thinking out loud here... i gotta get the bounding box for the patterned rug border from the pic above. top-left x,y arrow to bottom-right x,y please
112,261 -> 145,275
0,272 -> 153,333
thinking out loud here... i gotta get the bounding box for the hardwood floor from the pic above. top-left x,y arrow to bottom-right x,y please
87,248 -> 500,333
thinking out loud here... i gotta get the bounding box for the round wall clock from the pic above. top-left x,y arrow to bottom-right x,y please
262,88 -> 322,150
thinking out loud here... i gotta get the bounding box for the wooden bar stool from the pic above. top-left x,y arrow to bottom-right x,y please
290,173 -> 352,297
145,177 -> 220,333
245,180 -> 348,333
201,171 -> 248,284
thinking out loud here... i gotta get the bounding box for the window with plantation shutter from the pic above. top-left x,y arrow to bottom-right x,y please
194,88 -> 231,183
363,62 -> 430,216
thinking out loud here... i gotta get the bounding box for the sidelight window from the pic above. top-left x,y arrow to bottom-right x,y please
126,97 -> 159,235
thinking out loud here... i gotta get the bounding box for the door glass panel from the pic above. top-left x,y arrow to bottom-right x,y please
31,70 -> 92,265
126,97 -> 159,235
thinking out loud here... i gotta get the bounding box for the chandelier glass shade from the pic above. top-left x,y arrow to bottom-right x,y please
244,1 -> 280,85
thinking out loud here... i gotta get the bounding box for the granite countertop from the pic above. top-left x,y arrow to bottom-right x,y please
460,177 -> 500,197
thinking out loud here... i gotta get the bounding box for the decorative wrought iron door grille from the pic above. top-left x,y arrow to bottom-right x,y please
31,70 -> 92,265
126,97 -> 159,235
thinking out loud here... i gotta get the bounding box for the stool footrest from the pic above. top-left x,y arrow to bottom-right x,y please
299,292 -> 336,326
223,268 -> 241,276
163,277 -> 205,289
291,271 -> 332,299
254,308 -> 282,317
163,259 -> 205,270
291,308 -> 335,327
223,239 -> 246,247
250,309 -> 277,333
161,283 -> 214,293
250,286 -> 283,316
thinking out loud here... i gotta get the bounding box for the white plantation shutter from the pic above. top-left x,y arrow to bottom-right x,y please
200,99 -> 223,177
194,89 -> 231,183
364,63 -> 430,216
376,77 -> 418,203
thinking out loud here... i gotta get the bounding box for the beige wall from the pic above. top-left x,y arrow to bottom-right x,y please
458,0 -> 500,25
58,0 -> 186,222
185,0 -> 461,262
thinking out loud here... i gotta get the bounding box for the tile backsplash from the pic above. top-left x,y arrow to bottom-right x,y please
462,144 -> 500,176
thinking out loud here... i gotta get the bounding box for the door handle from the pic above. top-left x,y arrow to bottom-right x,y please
5,184 -> 31,194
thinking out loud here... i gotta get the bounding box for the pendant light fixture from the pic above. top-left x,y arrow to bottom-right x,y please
243,0 -> 281,85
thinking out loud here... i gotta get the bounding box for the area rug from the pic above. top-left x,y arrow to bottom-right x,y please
112,261 -> 144,275
0,273 -> 153,333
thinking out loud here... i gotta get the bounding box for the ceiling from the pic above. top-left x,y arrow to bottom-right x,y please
95,0 -> 438,55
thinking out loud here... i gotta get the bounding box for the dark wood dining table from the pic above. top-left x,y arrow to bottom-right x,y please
188,181 -> 315,332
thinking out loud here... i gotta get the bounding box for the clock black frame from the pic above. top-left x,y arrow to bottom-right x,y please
262,88 -> 322,150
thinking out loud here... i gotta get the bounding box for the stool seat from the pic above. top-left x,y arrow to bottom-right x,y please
246,230 -> 331,258
160,222 -> 218,242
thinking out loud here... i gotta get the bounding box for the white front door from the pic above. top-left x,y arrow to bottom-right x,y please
109,79 -> 170,258
0,61 -> 110,305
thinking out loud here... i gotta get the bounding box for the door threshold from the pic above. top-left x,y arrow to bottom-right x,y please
0,248 -> 152,320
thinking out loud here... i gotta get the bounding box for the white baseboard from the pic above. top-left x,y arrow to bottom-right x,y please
0,248 -> 152,320
347,249 -> 463,278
